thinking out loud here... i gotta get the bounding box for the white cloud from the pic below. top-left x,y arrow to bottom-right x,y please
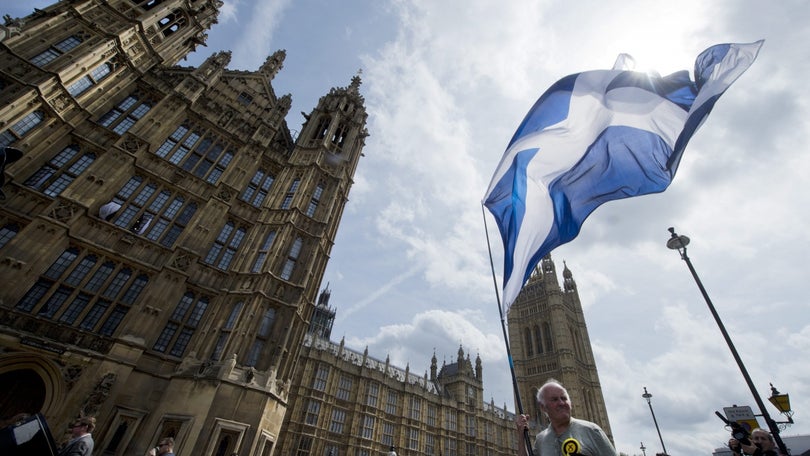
227,0 -> 293,70
345,308 -> 506,378
217,0 -> 241,24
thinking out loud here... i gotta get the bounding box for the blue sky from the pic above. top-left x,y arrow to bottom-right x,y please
4,1 -> 810,454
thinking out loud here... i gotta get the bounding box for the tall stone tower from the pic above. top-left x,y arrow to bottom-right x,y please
435,345 -> 484,410
308,287 -> 336,339
507,255 -> 613,441
0,1 -> 367,455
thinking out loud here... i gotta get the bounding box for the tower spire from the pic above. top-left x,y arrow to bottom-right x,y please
260,49 -> 286,81
563,261 -> 577,292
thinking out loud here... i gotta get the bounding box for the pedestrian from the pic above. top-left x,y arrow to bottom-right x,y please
58,416 -> 95,456
146,437 -> 175,456
515,379 -> 617,456
729,428 -> 781,456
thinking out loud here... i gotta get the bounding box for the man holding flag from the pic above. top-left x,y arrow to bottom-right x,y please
516,379 -> 616,456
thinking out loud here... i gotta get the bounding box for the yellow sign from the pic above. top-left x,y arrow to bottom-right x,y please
737,418 -> 761,434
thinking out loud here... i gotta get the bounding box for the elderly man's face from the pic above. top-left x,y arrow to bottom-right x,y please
541,384 -> 571,425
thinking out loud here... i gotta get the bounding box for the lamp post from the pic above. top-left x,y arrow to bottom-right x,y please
642,387 -> 668,456
666,227 -> 790,456
768,383 -> 795,430
640,441 -> 647,456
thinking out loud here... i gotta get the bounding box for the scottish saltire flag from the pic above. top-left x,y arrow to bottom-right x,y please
483,41 -> 763,310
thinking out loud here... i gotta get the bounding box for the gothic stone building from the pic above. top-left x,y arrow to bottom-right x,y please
507,256 -> 614,443
277,290 -> 518,456
0,1 -> 367,455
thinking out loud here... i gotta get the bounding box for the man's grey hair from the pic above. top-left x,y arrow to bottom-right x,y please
535,378 -> 567,407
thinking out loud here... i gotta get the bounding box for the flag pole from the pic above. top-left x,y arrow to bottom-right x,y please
481,203 -> 534,456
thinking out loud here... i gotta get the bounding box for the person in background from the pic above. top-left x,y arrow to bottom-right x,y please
516,379 -> 617,456
729,428 -> 781,456
58,416 -> 95,456
146,437 -> 175,456
0,413 -> 29,429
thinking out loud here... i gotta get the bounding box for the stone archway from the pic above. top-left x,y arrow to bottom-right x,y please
0,354 -> 64,421
0,368 -> 45,420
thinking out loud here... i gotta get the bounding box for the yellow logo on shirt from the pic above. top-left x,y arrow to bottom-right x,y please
561,437 -> 581,456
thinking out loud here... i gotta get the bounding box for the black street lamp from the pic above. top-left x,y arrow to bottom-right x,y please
642,387 -> 667,456
640,441 -> 647,456
768,383 -> 795,430
666,227 -> 790,456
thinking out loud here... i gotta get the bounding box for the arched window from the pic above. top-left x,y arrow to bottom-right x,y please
0,223 -> 20,249
103,420 -> 129,454
280,237 -> 302,280
523,328 -> 533,357
15,247 -> 146,334
153,292 -> 209,357
211,301 -> 243,361
155,122 -> 234,184
251,230 -> 276,273
246,307 -> 276,367
24,145 -> 96,197
569,326 -> 584,360
98,93 -> 153,135
280,179 -> 300,209
67,62 -> 114,97
104,176 -> 197,247
133,0 -> 165,11
158,10 -> 187,37
44,247 -> 80,280
241,169 -> 274,207
313,117 -> 330,141
30,35 -> 85,67
0,110 -> 45,148
331,123 -> 348,149
204,221 -> 247,270
534,324 -> 544,354
305,184 -> 324,217
543,321 -> 553,351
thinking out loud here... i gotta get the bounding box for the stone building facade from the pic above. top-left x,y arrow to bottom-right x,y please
277,291 -> 518,456
507,256 -> 614,442
0,1 -> 367,455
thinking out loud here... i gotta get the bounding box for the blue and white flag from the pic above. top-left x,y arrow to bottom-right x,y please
483,41 -> 763,311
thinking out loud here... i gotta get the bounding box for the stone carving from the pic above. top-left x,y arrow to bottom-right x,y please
50,93 -> 72,113
1,257 -> 24,269
62,364 -> 84,390
49,200 -> 80,222
121,137 -> 145,154
176,352 -> 198,373
218,111 -> 233,127
141,305 -> 161,316
81,372 -> 116,417
169,253 -> 192,271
